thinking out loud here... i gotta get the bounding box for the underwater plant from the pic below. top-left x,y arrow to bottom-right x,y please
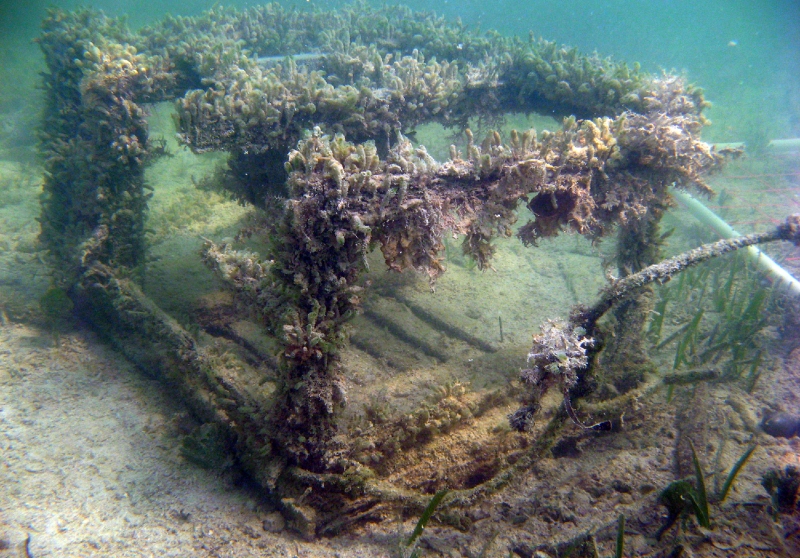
657,442 -> 756,537
649,249 -> 779,397
615,514 -> 626,558
510,216 -> 800,431
400,489 -> 449,558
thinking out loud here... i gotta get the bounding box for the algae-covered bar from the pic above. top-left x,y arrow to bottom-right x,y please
38,1 -> 797,539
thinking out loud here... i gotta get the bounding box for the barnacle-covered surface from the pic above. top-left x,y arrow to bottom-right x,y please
134,0 -> 668,149
37,10 -> 177,285
36,1 -> 714,281
31,3 -> 800,555
39,4 -> 676,282
159,1 -> 703,179
5,111 -> 800,557
190,103 -> 729,477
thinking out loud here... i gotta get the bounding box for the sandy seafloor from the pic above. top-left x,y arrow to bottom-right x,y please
2,102 -> 800,557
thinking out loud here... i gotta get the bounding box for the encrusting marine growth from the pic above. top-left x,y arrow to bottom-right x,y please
36,0 -> 796,537
511,216 -> 800,433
